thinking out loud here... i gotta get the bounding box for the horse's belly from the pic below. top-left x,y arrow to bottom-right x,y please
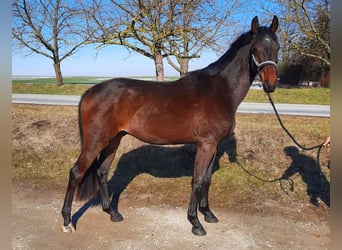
125,111 -> 233,145
126,118 -> 196,145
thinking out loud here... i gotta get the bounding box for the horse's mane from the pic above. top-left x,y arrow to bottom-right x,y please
192,26 -> 276,77
200,31 -> 253,76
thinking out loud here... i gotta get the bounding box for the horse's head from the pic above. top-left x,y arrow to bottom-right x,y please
250,16 -> 279,93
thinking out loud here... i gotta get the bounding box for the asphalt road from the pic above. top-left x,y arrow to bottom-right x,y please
12,93 -> 330,117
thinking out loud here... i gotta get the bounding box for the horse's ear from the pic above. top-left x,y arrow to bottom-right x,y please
251,16 -> 259,34
269,15 -> 279,33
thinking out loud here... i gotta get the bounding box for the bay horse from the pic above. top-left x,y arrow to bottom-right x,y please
62,15 -> 279,236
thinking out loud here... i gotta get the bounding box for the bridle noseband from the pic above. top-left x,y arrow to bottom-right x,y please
251,54 -> 278,71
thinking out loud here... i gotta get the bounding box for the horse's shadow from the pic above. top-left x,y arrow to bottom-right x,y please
71,134 -> 237,227
282,146 -> 330,207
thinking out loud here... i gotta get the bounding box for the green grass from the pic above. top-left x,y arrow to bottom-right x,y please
12,76 -> 330,104
12,83 -> 92,95
12,76 -> 109,85
245,87 -> 330,104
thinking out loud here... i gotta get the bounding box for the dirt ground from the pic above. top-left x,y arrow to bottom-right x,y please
12,105 -> 330,249
12,181 -> 329,249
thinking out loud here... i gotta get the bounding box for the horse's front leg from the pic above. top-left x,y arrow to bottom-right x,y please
188,142 -> 217,236
198,173 -> 219,223
188,178 -> 204,236
198,151 -> 218,223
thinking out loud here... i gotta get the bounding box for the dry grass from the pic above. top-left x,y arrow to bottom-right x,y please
12,104 -> 330,221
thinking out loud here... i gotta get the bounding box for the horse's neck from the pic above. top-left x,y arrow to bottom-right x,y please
219,45 -> 257,110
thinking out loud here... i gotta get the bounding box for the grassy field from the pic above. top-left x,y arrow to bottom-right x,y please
12,76 -> 330,104
12,104 -> 330,220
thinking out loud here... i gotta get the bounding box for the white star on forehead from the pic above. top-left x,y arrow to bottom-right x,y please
265,37 -> 271,42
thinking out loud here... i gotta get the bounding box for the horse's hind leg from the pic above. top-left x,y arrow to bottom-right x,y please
61,165 -> 79,233
61,149 -> 101,233
97,135 -> 124,222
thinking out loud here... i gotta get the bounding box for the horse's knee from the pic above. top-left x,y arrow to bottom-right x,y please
192,177 -> 204,189
192,177 -> 209,195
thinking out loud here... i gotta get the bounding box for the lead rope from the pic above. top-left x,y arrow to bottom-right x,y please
235,92 -> 326,195
267,92 -> 328,194
267,92 -> 324,152
267,93 -> 326,168
235,160 -> 294,195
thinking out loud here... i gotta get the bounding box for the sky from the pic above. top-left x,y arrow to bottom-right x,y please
11,0 -> 260,78
12,43 -> 219,77
11,0 -> 276,78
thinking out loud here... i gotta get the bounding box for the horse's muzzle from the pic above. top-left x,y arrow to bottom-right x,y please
263,80 -> 276,93
260,65 -> 277,93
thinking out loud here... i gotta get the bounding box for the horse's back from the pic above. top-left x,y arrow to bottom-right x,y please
81,76 -> 199,111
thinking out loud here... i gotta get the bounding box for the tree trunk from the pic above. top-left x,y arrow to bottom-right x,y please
179,58 -> 189,76
166,56 -> 190,76
53,62 -> 63,86
154,54 -> 165,81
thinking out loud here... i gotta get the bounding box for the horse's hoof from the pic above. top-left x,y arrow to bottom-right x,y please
205,214 -> 219,223
192,226 -> 207,236
61,223 -> 75,233
111,212 -> 123,222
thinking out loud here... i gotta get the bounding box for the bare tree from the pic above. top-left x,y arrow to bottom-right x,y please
269,0 -> 330,67
84,0 -> 242,80
84,0 -> 176,81
257,0 -> 329,86
12,0 -> 86,85
163,0 -> 241,76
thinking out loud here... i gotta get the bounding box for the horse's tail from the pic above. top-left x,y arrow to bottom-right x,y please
76,159 -> 99,201
75,93 -> 99,201
78,93 -> 85,146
